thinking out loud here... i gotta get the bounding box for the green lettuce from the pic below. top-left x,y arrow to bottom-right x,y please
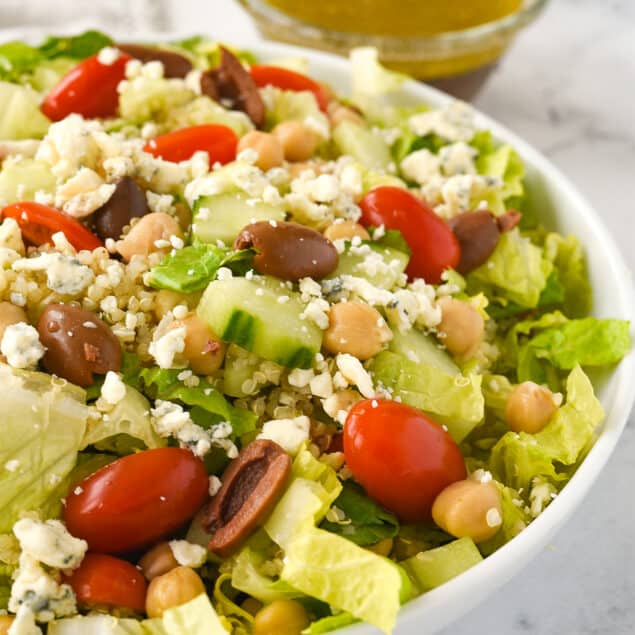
401,537 -> 482,594
38,30 -> 113,60
320,481 -> 399,547
0,81 -> 51,139
489,366 -> 604,491
479,484 -> 531,555
468,229 -> 552,309
371,350 -> 484,443
140,368 -> 256,436
262,86 -> 327,131
0,42 -> 42,82
149,245 -> 253,293
0,365 -> 88,533
303,613 -> 359,634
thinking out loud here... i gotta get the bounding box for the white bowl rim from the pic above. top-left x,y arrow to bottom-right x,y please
4,29 -> 634,634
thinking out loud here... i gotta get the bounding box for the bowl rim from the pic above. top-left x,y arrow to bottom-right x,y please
233,38 -> 635,634
3,30 -> 634,635
239,0 -> 550,49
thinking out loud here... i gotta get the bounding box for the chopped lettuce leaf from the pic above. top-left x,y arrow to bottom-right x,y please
0,81 -> 51,139
281,526 -> 407,634
473,131 -> 525,202
372,350 -> 484,443
368,227 -> 411,256
468,229 -> 552,309
0,42 -> 42,82
401,537 -> 482,593
489,366 -> 604,491
48,615 -> 148,635
320,481 -> 399,547
163,96 -> 253,136
158,593 -> 229,634
302,613 -> 359,634
262,86 -> 327,132
82,386 -> 166,453
543,233 -> 592,318
518,318 -> 631,385
0,158 -> 56,205
140,368 -> 257,436
38,30 -> 113,60
0,364 -> 88,533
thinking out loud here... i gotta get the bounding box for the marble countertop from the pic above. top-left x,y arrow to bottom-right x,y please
3,0 -> 634,633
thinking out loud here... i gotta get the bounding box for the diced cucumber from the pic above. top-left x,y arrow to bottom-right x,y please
197,276 -> 322,369
329,243 -> 409,289
401,538 -> 483,593
0,158 -> 55,205
192,192 -> 286,246
372,350 -> 484,442
389,328 -> 459,376
332,120 -> 391,171
223,344 -> 263,398
0,81 -> 50,140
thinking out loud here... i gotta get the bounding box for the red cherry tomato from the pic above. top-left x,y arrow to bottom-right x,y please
64,448 -> 209,554
250,65 -> 330,111
343,399 -> 466,522
1,202 -> 103,251
144,124 -> 238,164
359,186 -> 461,283
41,52 -> 131,121
64,553 -> 147,613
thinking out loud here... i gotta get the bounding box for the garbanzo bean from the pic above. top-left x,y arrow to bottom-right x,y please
253,599 -> 310,635
238,131 -> 284,172
366,537 -> 393,557
170,314 -> 226,375
327,102 -> 366,128
323,302 -> 392,360
436,296 -> 484,360
323,220 -> 370,242
0,615 -> 14,635
505,381 -> 558,434
145,566 -> 206,618
431,478 -> 503,543
116,212 -> 183,263
272,121 -> 319,162
154,290 -> 187,320
0,302 -> 27,362
138,542 -> 178,581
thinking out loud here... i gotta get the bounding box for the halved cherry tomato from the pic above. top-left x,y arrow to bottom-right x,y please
359,186 -> 461,283
250,65 -> 330,111
1,202 -> 103,251
144,124 -> 238,164
41,52 -> 132,121
343,399 -> 466,522
64,553 -> 147,613
64,447 -> 209,554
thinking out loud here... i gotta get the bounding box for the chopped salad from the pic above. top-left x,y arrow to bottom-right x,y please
0,31 -> 630,635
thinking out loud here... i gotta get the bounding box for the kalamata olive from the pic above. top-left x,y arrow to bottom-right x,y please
234,221 -> 339,281
447,210 -> 501,274
92,177 -> 150,241
203,440 -> 291,556
201,47 -> 265,128
37,304 -> 121,386
497,209 -> 522,233
117,43 -> 193,78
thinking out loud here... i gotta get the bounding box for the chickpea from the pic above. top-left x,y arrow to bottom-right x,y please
0,616 -> 14,635
0,302 -> 27,355
138,542 -> 178,581
146,566 -> 206,618
170,314 -> 226,375
286,160 -> 324,180
323,302 -> 392,360
366,538 -> 393,557
505,381 -> 558,434
241,597 -> 264,616
323,220 -> 370,242
436,296 -> 484,360
154,289 -> 187,320
253,599 -> 310,635
238,131 -> 284,172
432,478 -> 503,543
272,121 -> 319,162
116,212 -> 183,263
327,101 -> 366,128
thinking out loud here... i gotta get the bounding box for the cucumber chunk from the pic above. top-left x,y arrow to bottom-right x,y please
332,120 -> 392,171
329,243 -> 409,289
0,81 -> 50,140
192,193 -> 286,246
197,276 -> 322,369
0,158 -> 55,205
389,328 -> 459,376
223,344 -> 265,398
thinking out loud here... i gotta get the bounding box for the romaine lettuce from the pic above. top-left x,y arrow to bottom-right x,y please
303,613 -> 359,634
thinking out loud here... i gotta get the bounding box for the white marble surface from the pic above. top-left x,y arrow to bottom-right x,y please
4,1 -> 635,633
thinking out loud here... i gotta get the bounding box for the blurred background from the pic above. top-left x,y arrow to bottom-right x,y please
1,1 -> 633,633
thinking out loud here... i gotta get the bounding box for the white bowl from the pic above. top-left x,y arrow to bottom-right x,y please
232,39 -> 635,635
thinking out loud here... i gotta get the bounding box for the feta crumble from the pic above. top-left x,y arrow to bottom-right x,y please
257,415 -> 311,455
100,372 -> 127,406
1,323 -> 45,369
168,540 -> 207,568
335,354 -> 375,398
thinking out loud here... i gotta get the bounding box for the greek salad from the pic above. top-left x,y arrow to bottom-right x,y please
0,31 -> 630,635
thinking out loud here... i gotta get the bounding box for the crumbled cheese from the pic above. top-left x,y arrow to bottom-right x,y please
236,147 -> 259,164
7,606 -> 42,635
0,217 -> 25,254
5,459 -> 20,472
439,141 -> 477,176
486,507 -> 503,528
257,415 -> 311,455
309,371 -> 334,398
471,469 -> 493,484
409,101 -> 476,142
168,540 -> 207,568
529,476 -> 557,518
304,113 -> 330,140
208,475 -> 222,497
1,323 -> 45,369
13,253 -> 94,296
400,149 -> 441,185
335,354 -> 375,398
287,368 -> 315,388
300,298 -> 330,329
216,267 -> 233,281
146,191 -> 176,215
100,372 -> 127,406
97,46 -> 121,66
